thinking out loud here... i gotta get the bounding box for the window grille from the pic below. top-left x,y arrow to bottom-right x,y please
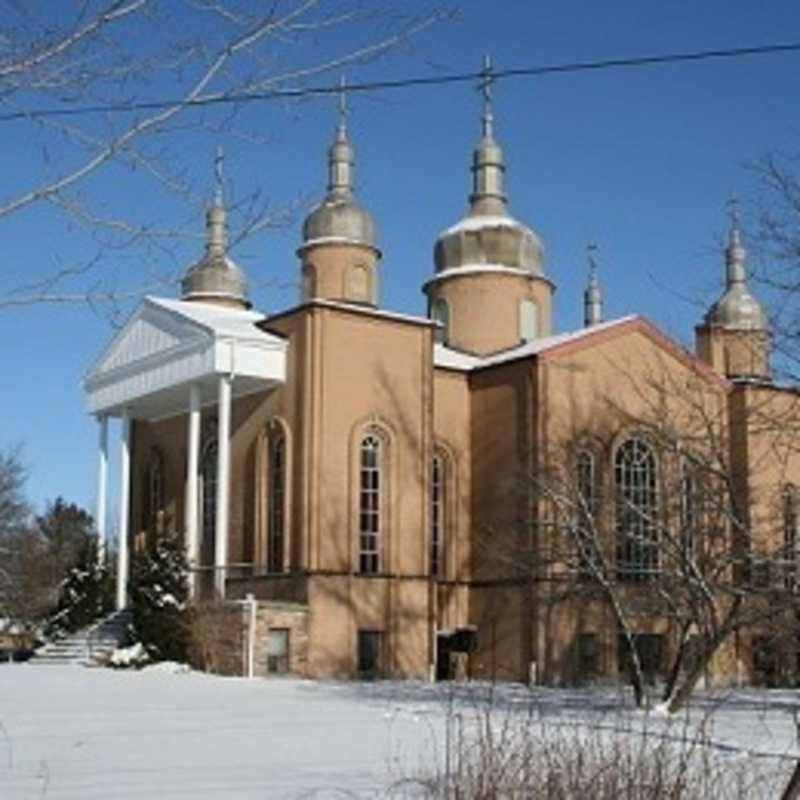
431,453 -> 446,578
359,435 -> 381,574
615,438 -> 659,580
267,430 -> 286,573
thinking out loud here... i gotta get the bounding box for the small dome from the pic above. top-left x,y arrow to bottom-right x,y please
705,223 -> 767,332
705,285 -> 768,331
182,251 -> 249,306
300,118 -> 378,252
434,213 -> 543,274
182,204 -> 249,308
302,195 -> 377,249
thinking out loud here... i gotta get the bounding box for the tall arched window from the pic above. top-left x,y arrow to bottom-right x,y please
519,299 -> 538,343
431,451 -> 447,579
680,458 -> 697,565
201,438 -> 218,567
575,450 -> 596,574
267,428 -> 286,573
431,299 -> 450,345
146,448 -> 164,533
576,450 -> 595,515
301,264 -> 316,302
615,438 -> 659,580
359,434 -> 382,574
784,484 -> 799,589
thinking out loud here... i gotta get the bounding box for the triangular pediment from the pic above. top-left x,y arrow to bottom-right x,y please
87,300 -> 208,380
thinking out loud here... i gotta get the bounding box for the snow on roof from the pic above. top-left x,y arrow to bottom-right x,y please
425,264 -> 533,283
147,296 -> 284,345
303,298 -> 436,327
438,214 -> 528,238
434,315 -> 639,372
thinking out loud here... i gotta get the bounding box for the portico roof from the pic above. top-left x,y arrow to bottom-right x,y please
84,296 -> 286,420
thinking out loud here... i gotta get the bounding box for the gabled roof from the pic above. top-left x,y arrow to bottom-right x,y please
265,297 -> 436,329
84,296 -> 286,419
434,315 -> 729,388
434,316 -> 637,372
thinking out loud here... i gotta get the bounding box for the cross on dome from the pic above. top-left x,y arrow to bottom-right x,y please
587,243 -> 599,279
479,54 -> 495,139
337,75 -> 349,138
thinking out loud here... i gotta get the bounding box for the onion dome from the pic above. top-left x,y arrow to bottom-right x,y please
704,208 -> 767,331
434,58 -> 543,276
300,91 -> 378,254
181,149 -> 249,308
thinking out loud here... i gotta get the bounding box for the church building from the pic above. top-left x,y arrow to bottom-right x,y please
83,81 -> 800,686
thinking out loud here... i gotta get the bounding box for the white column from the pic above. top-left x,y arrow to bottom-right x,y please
116,410 -> 131,611
214,375 -> 232,597
95,415 -> 109,566
186,383 -> 201,597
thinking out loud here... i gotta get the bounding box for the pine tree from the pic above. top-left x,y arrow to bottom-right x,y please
46,537 -> 113,637
129,531 -> 190,662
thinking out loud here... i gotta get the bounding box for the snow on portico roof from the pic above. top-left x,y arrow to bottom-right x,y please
84,296 -> 286,419
147,296 -> 275,341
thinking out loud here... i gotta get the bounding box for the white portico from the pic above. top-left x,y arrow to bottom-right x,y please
84,296 -> 286,606
84,167 -> 285,607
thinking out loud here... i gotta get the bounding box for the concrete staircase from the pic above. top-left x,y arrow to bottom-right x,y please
30,609 -> 132,666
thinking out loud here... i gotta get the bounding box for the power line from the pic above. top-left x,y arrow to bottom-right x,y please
2,41 -> 799,123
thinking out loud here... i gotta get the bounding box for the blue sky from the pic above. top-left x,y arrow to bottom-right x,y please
1,0 -> 799,516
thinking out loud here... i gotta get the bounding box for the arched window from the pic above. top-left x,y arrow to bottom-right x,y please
519,299 -> 538,343
301,264 -> 316,303
431,298 -> 450,345
146,448 -> 164,533
267,428 -> 286,573
346,264 -> 370,303
576,450 -> 595,514
784,485 -> 799,589
575,450 -> 597,574
431,451 -> 447,579
680,458 -> 697,565
201,438 -> 218,567
615,438 -> 659,580
359,434 -> 382,574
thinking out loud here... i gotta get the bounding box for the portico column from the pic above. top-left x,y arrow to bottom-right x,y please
116,410 -> 131,611
95,415 -> 108,566
186,383 -> 201,597
214,375 -> 232,597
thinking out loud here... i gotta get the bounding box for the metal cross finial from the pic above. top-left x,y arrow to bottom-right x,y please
337,75 -> 349,135
727,195 -> 741,231
213,145 -> 224,206
480,54 -> 494,105
479,54 -> 495,138
587,243 -> 599,276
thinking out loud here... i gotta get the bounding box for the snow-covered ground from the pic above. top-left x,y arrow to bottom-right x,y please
1,665 -> 799,798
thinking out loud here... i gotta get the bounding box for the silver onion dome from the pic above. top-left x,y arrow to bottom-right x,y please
182,150 -> 249,308
300,111 -> 378,252
705,217 -> 767,332
434,58 -> 543,275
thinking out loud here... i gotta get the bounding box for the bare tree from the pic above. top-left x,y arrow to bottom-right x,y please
479,356 -> 800,712
752,150 -> 800,378
0,1 -> 451,309
0,444 -> 28,538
